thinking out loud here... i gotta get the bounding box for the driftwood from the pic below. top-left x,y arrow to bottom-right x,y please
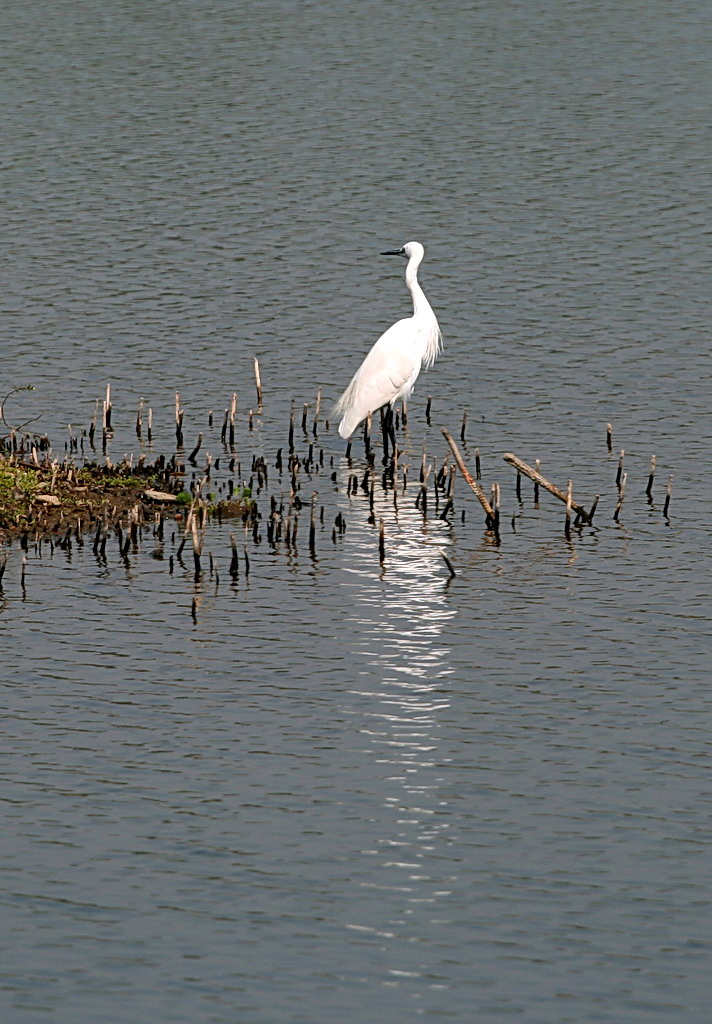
503,452 -> 592,523
440,428 -> 495,523
143,489 -> 179,504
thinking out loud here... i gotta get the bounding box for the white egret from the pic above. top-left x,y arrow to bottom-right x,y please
334,241 -> 442,440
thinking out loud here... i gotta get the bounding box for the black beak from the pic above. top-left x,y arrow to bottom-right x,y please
381,247 -> 405,257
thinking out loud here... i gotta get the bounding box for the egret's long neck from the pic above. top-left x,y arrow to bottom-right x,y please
405,254 -> 434,320
405,254 -> 428,315
403,248 -> 442,367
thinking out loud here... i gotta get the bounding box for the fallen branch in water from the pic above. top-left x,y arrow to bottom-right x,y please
440,427 -> 495,526
503,452 -> 593,524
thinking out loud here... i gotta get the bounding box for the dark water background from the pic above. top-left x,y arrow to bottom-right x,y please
1,1 -> 711,1021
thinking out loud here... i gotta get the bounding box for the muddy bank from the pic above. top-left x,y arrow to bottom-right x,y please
0,453 -> 247,541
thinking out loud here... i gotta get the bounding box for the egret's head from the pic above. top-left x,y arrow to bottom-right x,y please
381,240 -> 424,261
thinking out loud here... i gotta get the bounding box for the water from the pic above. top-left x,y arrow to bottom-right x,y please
1,1 -> 711,1021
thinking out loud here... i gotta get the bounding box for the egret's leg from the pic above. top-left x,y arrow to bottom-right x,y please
363,413 -> 373,460
381,405 -> 397,465
380,406 -> 389,461
388,406 -> 397,458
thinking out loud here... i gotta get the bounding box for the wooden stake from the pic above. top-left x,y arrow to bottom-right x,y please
254,357 -> 263,410
616,449 -> 625,488
440,465 -> 456,519
104,384 -> 112,432
309,493 -> 317,558
188,433 -> 203,463
613,471 -> 627,521
663,474 -> 672,518
646,455 -> 656,499
313,387 -> 322,436
175,391 -> 184,447
378,518 -> 385,563
230,392 -> 237,446
491,482 -> 501,537
89,398 -> 99,446
606,422 -> 613,452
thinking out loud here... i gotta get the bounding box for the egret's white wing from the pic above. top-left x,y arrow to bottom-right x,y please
335,318 -> 422,438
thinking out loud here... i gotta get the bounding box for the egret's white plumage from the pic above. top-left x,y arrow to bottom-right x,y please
334,241 -> 442,439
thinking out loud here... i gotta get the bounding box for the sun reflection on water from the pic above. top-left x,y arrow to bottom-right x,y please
336,454 -> 460,972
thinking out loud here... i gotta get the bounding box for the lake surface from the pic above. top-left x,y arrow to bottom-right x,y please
1,1 -> 711,1022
